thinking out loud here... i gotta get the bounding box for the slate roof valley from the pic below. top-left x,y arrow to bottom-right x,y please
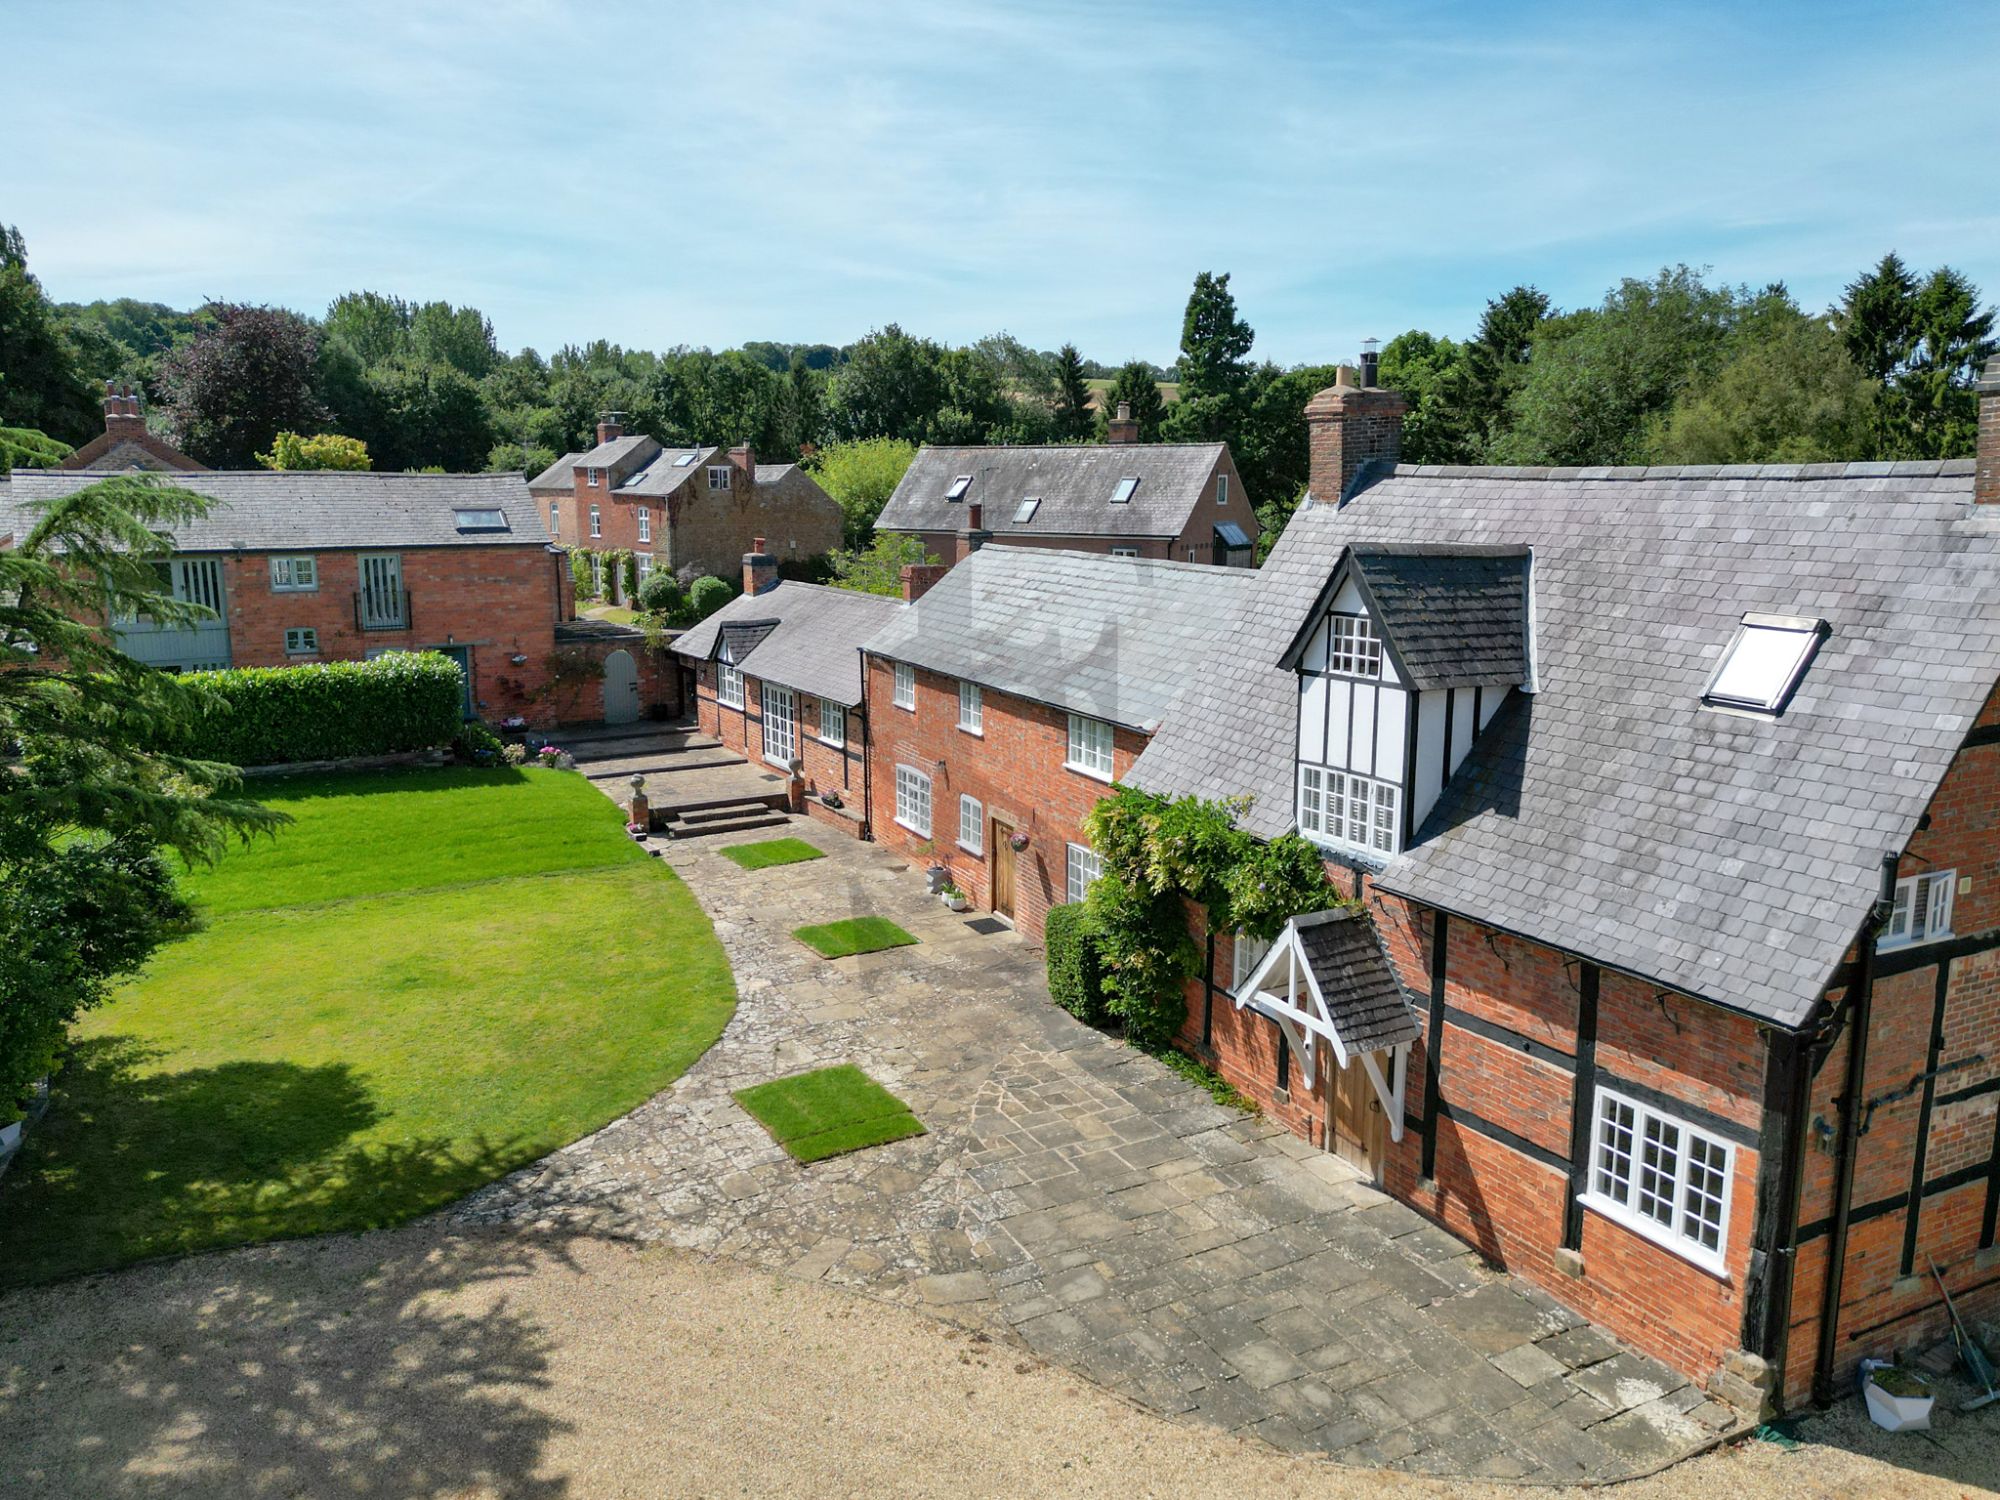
673,581 -> 904,707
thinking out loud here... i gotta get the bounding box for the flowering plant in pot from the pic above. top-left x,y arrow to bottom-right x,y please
1007,830 -> 1031,853
939,881 -> 970,913
536,745 -> 575,771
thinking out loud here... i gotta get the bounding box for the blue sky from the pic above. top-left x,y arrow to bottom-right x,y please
7,0 -> 1997,367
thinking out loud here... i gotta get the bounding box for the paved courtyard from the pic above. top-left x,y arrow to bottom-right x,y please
458,816 -> 1743,1480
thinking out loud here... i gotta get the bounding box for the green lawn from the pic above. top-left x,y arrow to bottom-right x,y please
720,837 -> 826,871
0,766 -> 736,1287
793,916 -> 917,959
734,1064 -> 926,1164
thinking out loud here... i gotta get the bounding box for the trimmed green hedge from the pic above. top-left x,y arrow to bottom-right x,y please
1044,902 -> 1110,1027
176,652 -> 466,766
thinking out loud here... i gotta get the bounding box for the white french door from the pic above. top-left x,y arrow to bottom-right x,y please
762,683 -> 796,766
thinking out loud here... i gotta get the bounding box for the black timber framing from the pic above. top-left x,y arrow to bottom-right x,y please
1201,932 -> 1216,1049
1901,959 -> 1953,1275
1421,911 -> 1448,1181
1745,1027 -> 1809,1361
1562,964 -> 1601,1250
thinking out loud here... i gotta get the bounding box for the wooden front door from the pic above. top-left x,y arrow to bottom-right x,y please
990,818 -> 1017,920
1330,1056 -> 1388,1182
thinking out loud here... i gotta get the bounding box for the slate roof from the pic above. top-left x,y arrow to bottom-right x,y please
0,470 -> 549,551
672,580 -> 902,707
1293,909 -> 1421,1051
527,452 -> 584,491
576,434 -> 656,472
1128,459 -> 2000,1029
615,447 -> 719,497
862,547 -> 1259,733
1308,545 -> 1530,690
876,444 -> 1230,541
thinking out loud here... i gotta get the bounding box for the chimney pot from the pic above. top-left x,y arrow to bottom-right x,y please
1976,355 -> 2000,506
1359,339 -> 1380,389
596,411 -> 624,446
1304,375 -> 1406,507
1106,399 -> 1140,445
103,382 -> 145,435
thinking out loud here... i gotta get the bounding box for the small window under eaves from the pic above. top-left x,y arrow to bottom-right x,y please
1109,476 -> 1139,504
1014,496 -> 1041,523
1703,613 -> 1828,714
453,508 -> 509,532
945,475 -> 972,501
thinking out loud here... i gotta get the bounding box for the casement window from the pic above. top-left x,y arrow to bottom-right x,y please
1881,870 -> 1955,950
586,467 -> 602,487
958,679 -> 983,734
548,500 -> 560,537
1297,763 -> 1401,855
1230,930 -> 1274,995
284,626 -> 318,655
895,764 -> 932,837
717,661 -> 745,708
819,697 -> 845,747
635,553 -> 652,583
1065,843 -> 1104,905
1110,545 -> 1139,558
269,555 -> 317,592
589,504 -> 602,538
1585,1087 -> 1734,1272
1217,473 -> 1229,506
636,506 -> 651,543
893,661 -> 916,710
958,794 -> 983,854
708,466 -> 732,491
1326,613 -> 1382,678
1065,713 -> 1114,780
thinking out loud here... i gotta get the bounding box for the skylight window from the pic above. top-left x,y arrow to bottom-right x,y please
945,475 -> 972,501
452,508 -> 509,532
674,451 -> 698,466
1014,496 -> 1041,523
1703,613 -> 1828,714
1109,477 -> 1140,505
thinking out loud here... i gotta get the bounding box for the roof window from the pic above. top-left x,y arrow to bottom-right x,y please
674,451 -> 698,466
452,508 -> 509,532
1703,613 -> 1827,714
1014,496 -> 1041,523
945,475 -> 973,501
1109,477 -> 1140,505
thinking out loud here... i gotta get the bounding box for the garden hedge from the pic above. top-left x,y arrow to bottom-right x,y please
174,652 -> 466,766
1044,902 -> 1111,1027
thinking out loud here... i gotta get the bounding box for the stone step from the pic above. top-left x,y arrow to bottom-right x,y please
667,814 -> 792,840
669,794 -> 790,824
585,757 -> 744,780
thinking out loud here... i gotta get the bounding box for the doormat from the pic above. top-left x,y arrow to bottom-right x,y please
964,917 -> 1008,935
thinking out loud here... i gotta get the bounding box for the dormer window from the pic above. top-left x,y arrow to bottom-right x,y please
945,475 -> 972,501
1326,613 -> 1381,678
1299,765 -> 1400,855
1703,614 -> 1828,715
1109,477 -> 1140,505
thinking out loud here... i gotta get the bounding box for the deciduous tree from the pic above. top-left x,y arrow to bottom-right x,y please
809,437 -> 918,547
158,303 -> 327,467
0,226 -> 100,446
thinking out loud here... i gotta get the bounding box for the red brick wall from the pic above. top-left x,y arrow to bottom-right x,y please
863,658 -> 1141,941
544,635 -> 681,725
690,664 -> 867,814
1178,923 -> 1332,1144
221,545 -> 563,727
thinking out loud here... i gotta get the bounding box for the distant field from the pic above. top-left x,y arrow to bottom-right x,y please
1085,377 -> 1179,409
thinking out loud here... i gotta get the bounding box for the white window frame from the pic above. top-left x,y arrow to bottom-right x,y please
1065,843 -> 1103,904
1582,1086 -> 1735,1276
548,500 -> 560,537
1230,929 -> 1275,996
1217,473 -> 1229,506
1880,869 -> 1956,951
708,465 -> 732,491
895,764 -> 932,837
283,626 -> 318,655
269,555 -> 317,592
1297,763 -> 1401,855
893,661 -> 916,711
589,504 -> 601,539
586,466 -> 602,488
635,553 -> 652,583
1703,614 -> 1827,715
761,682 -> 796,767
958,794 -> 983,854
1109,476 -> 1139,505
945,474 -> 972,501
818,697 -> 845,747
1109,545 -> 1140,559
1065,713 -> 1114,780
717,661 -> 745,709
958,680 -> 983,735
637,506 -> 651,543
1326,612 -> 1382,678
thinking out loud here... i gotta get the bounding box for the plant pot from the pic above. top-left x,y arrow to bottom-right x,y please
943,894 -> 969,912
925,865 -> 948,895
1860,1360 -> 1934,1431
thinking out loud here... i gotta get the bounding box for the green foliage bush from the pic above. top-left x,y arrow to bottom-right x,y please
1044,903 -> 1110,1027
637,570 -> 689,622
689,574 -> 735,620
175,652 -> 466,767
1085,872 -> 1197,1050
570,551 -> 597,600
453,720 -> 504,763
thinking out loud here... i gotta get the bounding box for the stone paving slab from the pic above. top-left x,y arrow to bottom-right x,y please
455,818 -> 1744,1481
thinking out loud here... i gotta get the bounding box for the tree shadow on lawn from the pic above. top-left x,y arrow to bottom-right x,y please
0,1036 -> 528,1288
0,1223 -> 583,1499
244,765 -> 535,801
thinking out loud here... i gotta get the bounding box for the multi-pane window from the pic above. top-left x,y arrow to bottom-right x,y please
1065,843 -> 1104,904
708,466 -> 732,491
1231,930 -> 1274,995
1066,714 -> 1114,779
1326,613 -> 1382,677
284,627 -> 318,655
635,553 -> 652,584
893,662 -> 915,710
1217,473 -> 1229,506
269,555 -> 317,592
586,467 -> 602,487
717,662 -> 744,708
895,764 -> 932,837
959,794 -> 983,853
548,500 -> 560,537
819,697 -> 845,746
637,506 -> 651,543
1297,764 -> 1400,854
589,504 -> 602,538
958,680 -> 983,734
1588,1088 -> 1733,1267
1110,545 -> 1139,558
1882,870 -> 1955,950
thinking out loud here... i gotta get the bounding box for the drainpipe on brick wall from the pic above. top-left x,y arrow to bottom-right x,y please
1747,1023 -> 1811,1404
1812,851 -> 1901,1405
856,646 -> 874,840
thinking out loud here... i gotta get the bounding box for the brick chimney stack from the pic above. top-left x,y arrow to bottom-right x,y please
899,562 -> 950,601
103,381 -> 145,436
1978,355 -> 2000,506
742,536 -> 777,596
1304,369 -> 1406,506
729,444 -> 755,483
957,501 -> 991,562
596,412 -> 623,445
1106,400 -> 1139,445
